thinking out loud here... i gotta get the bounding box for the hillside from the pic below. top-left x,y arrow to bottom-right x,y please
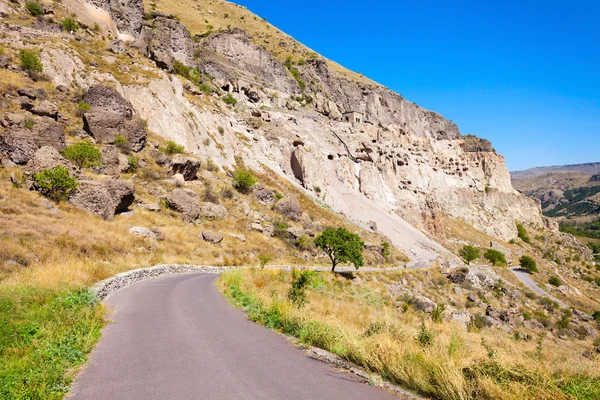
0,0 -> 599,398
512,162 -> 600,180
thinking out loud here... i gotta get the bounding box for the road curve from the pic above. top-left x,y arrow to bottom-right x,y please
70,273 -> 400,400
509,267 -> 566,307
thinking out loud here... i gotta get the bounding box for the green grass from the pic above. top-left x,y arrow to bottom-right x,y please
0,287 -> 105,399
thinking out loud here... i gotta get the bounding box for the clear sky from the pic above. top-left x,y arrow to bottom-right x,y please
233,0 -> 599,171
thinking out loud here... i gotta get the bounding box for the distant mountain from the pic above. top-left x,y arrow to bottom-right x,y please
511,162 -> 600,180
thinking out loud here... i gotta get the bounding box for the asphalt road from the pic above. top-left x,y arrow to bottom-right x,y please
509,267 -> 566,307
70,273 -> 400,400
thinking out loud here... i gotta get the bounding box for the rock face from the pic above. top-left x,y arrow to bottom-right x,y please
170,155 -> 200,181
25,146 -> 75,176
146,16 -> 195,71
0,121 -> 66,164
70,179 -> 135,220
87,0 -> 144,38
82,85 -> 134,119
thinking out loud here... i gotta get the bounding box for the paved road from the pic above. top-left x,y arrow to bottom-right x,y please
71,273 -> 400,400
509,267 -> 566,307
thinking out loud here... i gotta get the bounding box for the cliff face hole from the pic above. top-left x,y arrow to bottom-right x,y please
328,154 -> 334,160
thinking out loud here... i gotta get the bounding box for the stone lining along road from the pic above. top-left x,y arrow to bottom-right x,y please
71,273 -> 404,400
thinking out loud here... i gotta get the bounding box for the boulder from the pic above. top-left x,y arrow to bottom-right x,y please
411,295 -> 437,313
228,233 -> 246,242
290,145 -> 308,187
82,85 -> 133,118
0,122 -> 66,164
106,39 -> 125,54
17,87 -> 39,99
199,202 -> 228,220
101,145 -> 121,176
252,184 -> 275,205
368,220 -> 378,231
129,226 -> 157,240
170,155 -> 200,181
273,195 -> 302,221
364,242 -> 384,254
450,311 -> 471,327
164,188 -> 201,222
70,179 -> 135,220
0,55 -> 9,69
123,119 -> 147,152
250,222 -> 264,233
147,16 -> 195,71
31,101 -> 59,120
139,202 -> 161,212
200,230 -> 223,244
1,113 -> 25,128
83,112 -> 124,143
25,146 -> 75,176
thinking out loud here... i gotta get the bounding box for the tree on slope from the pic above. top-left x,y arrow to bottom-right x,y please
314,227 -> 364,272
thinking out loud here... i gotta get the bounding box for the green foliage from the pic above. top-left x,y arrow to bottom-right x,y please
222,93 -> 237,105
217,126 -> 225,134
18,50 -> 43,73
163,140 -> 185,155
172,60 -> 190,78
0,287 -> 104,399
76,101 -> 91,116
274,221 -> 288,239
288,67 -> 306,89
314,227 -> 364,272
25,1 -> 43,16
483,249 -> 507,267
296,234 -> 312,251
287,269 -> 314,307
233,169 -> 257,193
197,83 -> 212,94
382,241 -> 392,258
459,245 -> 480,265
274,192 -> 284,200
519,256 -> 538,274
24,119 -> 35,129
516,222 -> 531,244
431,303 -> 446,323
258,254 -> 271,269
125,156 -> 138,173
33,166 -> 78,202
548,276 -> 562,287
415,321 -> 434,346
113,134 -> 127,149
61,18 -> 80,33
61,141 -> 102,169
562,221 -> 600,240
592,311 -> 600,322
557,309 -> 572,329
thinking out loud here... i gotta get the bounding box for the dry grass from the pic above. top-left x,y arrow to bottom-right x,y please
219,269 -> 600,400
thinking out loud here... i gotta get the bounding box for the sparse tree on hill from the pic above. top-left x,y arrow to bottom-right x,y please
314,227 -> 364,272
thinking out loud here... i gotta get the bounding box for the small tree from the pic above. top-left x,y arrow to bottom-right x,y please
18,50 -> 43,74
25,2 -> 43,16
484,249 -> 507,267
287,269 -> 314,307
459,245 -> 480,265
61,18 -> 80,33
520,256 -> 538,274
61,142 -> 102,169
33,166 -> 78,202
314,227 -> 364,272
258,254 -> 271,269
548,276 -> 562,287
233,169 -> 257,193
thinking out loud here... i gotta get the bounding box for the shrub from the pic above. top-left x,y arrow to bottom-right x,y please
113,134 -> 127,149
516,222 -> 531,244
483,249 -> 507,267
18,50 -> 43,73
314,227 -> 364,272
592,311 -> 600,322
217,126 -> 225,134
164,140 -> 185,155
274,222 -> 288,239
274,192 -> 284,200
548,276 -> 562,287
61,18 -> 80,33
61,142 -> 102,169
233,169 -> 257,193
415,322 -> 434,346
33,166 -> 78,202
459,245 -> 480,265
24,119 -> 35,129
172,60 -> 190,78
61,142 -> 100,169
288,269 -> 314,307
382,241 -> 391,258
296,235 -> 311,251
25,2 -> 43,16
221,187 -> 234,199
125,156 -> 138,173
432,303 -> 446,323
222,93 -> 237,105
258,254 -> 271,269
198,83 -> 212,94
519,256 -> 538,274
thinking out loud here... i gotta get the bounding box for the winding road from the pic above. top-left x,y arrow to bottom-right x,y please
70,273 -> 401,400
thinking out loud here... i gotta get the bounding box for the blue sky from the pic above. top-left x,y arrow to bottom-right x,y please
234,0 -> 599,171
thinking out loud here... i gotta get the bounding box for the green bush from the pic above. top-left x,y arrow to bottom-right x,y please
258,254 -> 271,269
459,245 -> 480,265
314,227 -> 364,272
18,50 -> 43,73
125,156 -> 138,173
33,166 -> 78,202
519,256 -> 538,274
222,93 -> 237,105
233,169 -> 257,193
76,101 -> 91,116
172,60 -> 190,78
197,83 -> 212,94
61,142 -> 102,169
592,311 -> 600,322
25,2 -> 43,16
24,119 -> 35,129
163,140 -> 185,155
415,322 -> 434,346
548,276 -> 562,287
61,18 -> 80,33
516,223 -> 531,244
287,269 -> 314,307
113,134 -> 127,149
483,249 -> 507,267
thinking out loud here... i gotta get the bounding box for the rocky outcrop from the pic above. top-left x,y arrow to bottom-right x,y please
164,189 -> 201,222
200,230 -> 223,244
274,195 -> 302,221
70,179 -> 135,220
25,146 -> 75,176
170,155 -> 200,181
87,0 -> 144,38
0,121 -> 66,164
146,16 -> 195,71
252,185 -> 275,205
199,203 -> 228,220
83,85 -> 134,118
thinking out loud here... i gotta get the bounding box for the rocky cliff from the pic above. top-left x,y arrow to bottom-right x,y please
0,0 -> 549,263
